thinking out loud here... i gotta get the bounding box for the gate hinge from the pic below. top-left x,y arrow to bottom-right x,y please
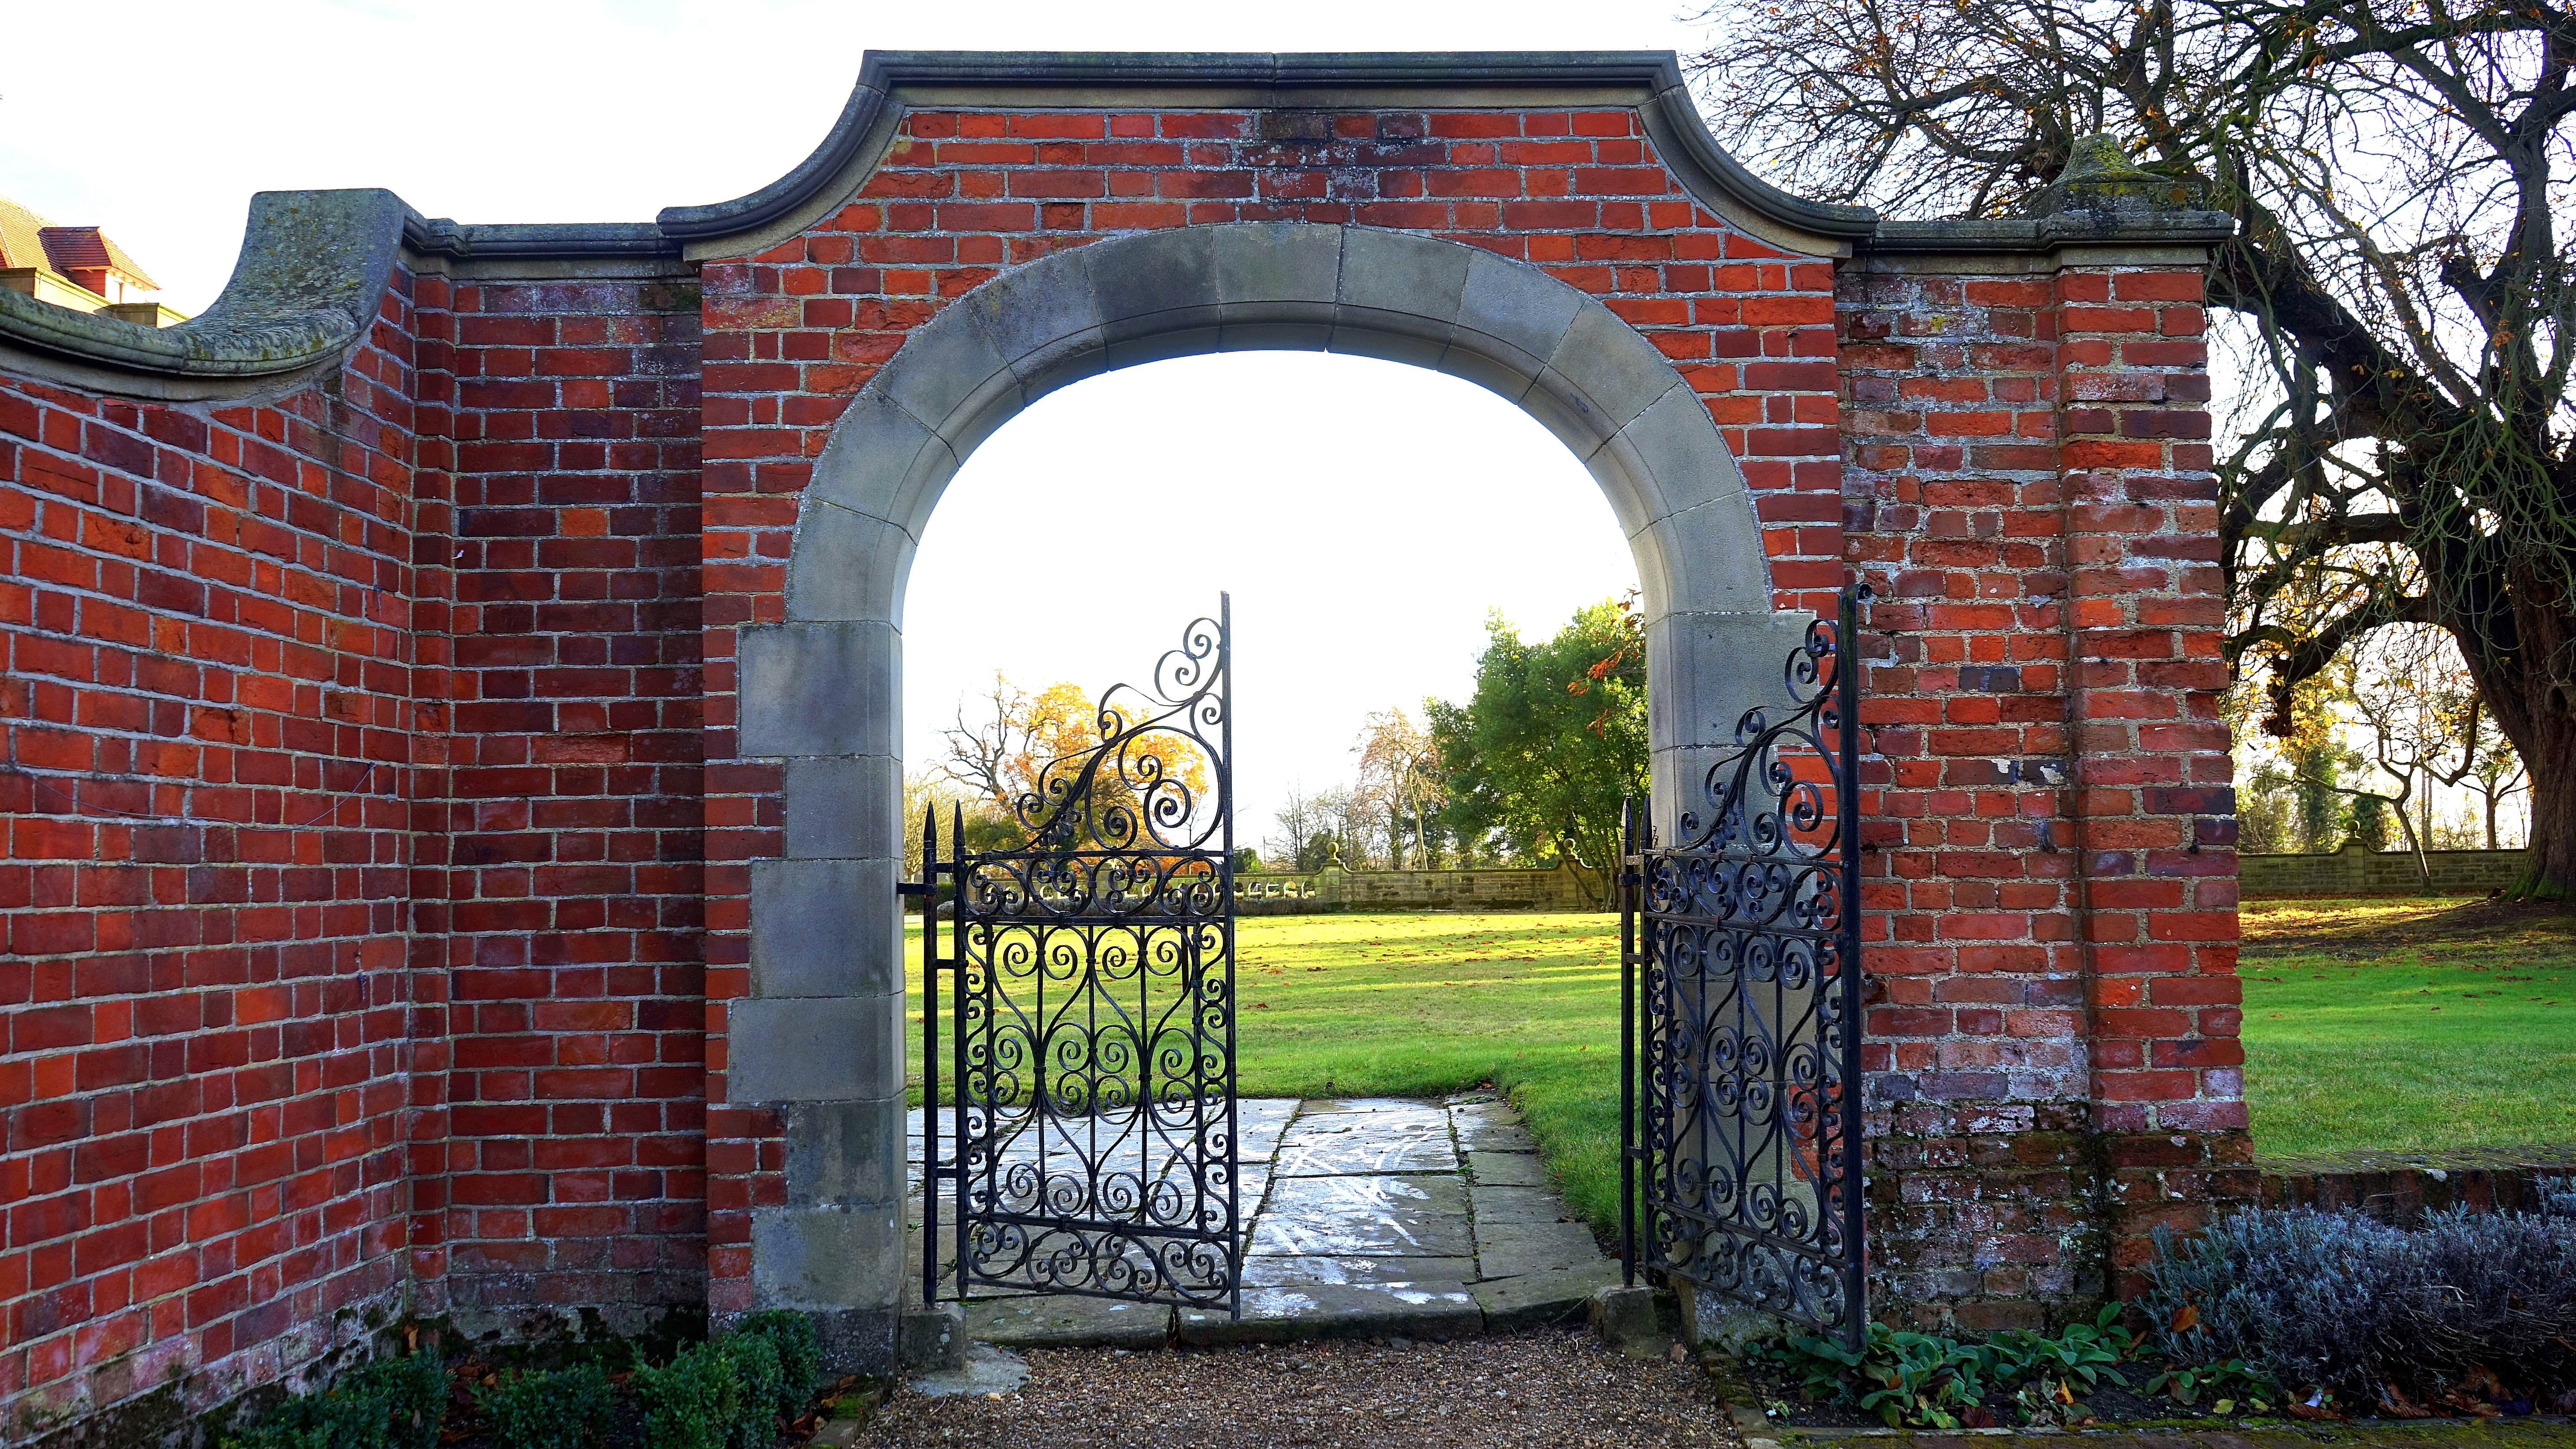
897,882 -> 933,898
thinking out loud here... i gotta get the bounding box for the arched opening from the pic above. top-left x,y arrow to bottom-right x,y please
731,223 -> 1812,1329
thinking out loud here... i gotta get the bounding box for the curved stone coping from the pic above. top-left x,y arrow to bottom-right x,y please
0,189 -> 407,402
658,50 -> 1878,258
782,221 -> 1776,630
0,190 -> 689,402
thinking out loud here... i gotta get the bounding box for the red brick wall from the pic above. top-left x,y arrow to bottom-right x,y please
1839,252 -> 2249,1326
406,270 -> 709,1325
2049,261 -> 2256,1285
0,89 -> 2247,1433
1,275 -> 427,1427
0,257 -> 714,1432
693,102 -> 1846,1312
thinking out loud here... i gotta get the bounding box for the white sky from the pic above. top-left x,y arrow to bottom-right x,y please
0,0 -> 1682,844
907,355 -> 1635,851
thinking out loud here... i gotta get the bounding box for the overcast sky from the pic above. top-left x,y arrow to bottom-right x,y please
0,0 -> 1711,847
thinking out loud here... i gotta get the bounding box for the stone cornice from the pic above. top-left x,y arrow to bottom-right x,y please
656,51 -> 1880,259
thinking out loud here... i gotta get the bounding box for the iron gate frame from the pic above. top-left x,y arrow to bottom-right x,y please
1620,585 -> 1868,1346
911,598 -> 1242,1316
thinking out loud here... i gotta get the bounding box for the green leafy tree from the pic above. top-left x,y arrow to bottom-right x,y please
1428,599 -> 1647,906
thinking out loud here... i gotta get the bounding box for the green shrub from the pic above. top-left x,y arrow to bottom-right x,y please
715,1334 -> 782,1449
226,1425 -> 335,1449
1758,1309 -> 2142,1429
634,1344 -> 738,1449
349,1353 -> 448,1449
476,1364 -> 614,1449
223,1352 -> 449,1449
2142,1204 -> 2576,1405
735,1312 -> 820,1421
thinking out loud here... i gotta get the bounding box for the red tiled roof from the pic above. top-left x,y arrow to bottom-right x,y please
0,194 -> 160,291
39,226 -> 157,289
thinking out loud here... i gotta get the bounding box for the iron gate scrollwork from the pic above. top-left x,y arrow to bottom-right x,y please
1621,585 -> 1868,1346
912,599 -> 1240,1315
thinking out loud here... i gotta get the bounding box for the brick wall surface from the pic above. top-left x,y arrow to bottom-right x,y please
406,270 -> 709,1326
1839,250 -> 2250,1324
0,87 -> 2249,1436
1,274 -> 428,1430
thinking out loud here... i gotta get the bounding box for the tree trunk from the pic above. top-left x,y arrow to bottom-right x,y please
2448,586 -> 2576,897
2515,766 -> 2576,897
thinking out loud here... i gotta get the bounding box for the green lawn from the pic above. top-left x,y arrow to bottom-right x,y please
904,900 -> 2576,1240
2240,897 -> 2576,1158
905,912 -> 1633,1232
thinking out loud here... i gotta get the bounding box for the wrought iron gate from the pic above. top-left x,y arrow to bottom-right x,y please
1620,586 -> 1867,1346
912,600 -> 1240,1314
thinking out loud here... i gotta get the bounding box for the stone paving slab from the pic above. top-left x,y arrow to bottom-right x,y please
1475,1218 -> 1605,1279
1470,1259 -> 1625,1331
1178,1280 -> 1485,1344
1249,1174 -> 1473,1257
960,1293 -> 1172,1350
1467,1182 -> 1577,1224
908,1092 -> 1618,1349
1241,1253 -> 1482,1286
1273,1104 -> 1458,1176
1466,1148 -> 1550,1185
1453,1102 -> 1539,1153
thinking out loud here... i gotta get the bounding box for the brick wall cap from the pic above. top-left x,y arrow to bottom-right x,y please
655,50 -> 1878,256
1865,213 -> 2235,256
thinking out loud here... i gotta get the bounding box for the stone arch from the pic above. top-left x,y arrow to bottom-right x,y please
727,221 -> 1814,1333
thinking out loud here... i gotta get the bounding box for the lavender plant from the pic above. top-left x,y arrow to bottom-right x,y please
2141,1205 -> 2576,1405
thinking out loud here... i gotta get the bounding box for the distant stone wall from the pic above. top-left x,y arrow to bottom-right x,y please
2257,1145 -> 2576,1224
2239,844 -> 2526,897
1234,864 -> 1597,914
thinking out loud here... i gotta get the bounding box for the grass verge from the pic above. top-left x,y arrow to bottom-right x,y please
900,898 -> 2576,1238
2240,897 -> 2576,1157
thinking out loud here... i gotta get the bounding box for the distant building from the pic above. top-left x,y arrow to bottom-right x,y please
0,194 -> 187,327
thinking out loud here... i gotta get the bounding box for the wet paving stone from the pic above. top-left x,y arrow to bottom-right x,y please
1467,1182 -> 1577,1224
1251,1174 -> 1473,1257
1241,1254 -> 1482,1287
1273,1105 -> 1458,1176
907,1093 -> 1620,1343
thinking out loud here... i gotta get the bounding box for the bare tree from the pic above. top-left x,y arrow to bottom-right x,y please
2470,723 -> 2531,847
1264,784 -> 1330,873
937,673 -> 1039,806
1355,707 -> 1446,870
1689,0 -> 2576,891
1315,785 -> 1375,870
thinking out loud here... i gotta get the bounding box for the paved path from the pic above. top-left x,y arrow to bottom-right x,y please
905,1094 -> 1621,1346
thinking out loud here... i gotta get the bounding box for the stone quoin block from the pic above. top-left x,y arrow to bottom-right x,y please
749,858 -> 905,998
726,995 -> 905,1103
737,620 -> 903,759
783,755 -> 905,860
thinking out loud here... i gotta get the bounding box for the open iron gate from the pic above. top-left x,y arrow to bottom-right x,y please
911,600 -> 1240,1315
1621,586 -> 1868,1346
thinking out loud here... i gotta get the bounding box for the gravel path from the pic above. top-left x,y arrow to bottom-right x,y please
855,1327 -> 1743,1449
